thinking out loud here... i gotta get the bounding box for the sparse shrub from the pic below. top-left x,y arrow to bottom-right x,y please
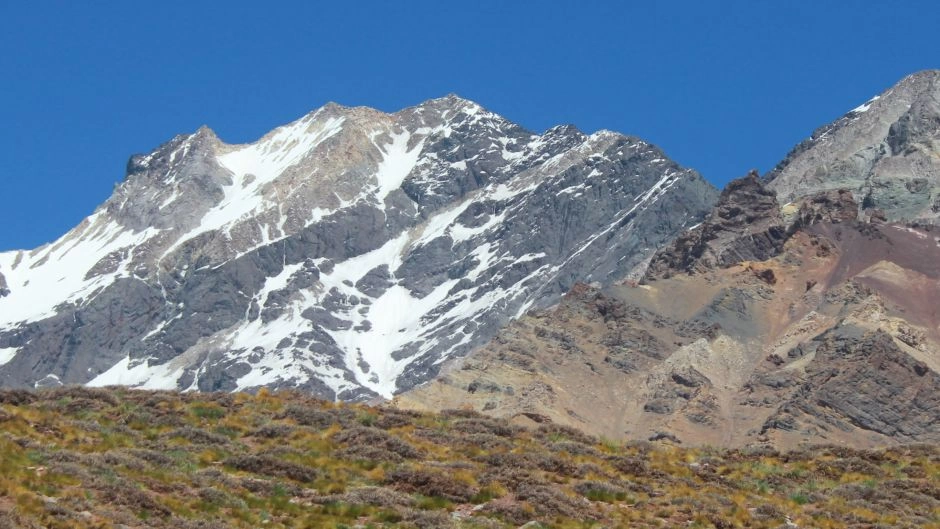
440,408 -> 485,419
818,456 -> 884,478
574,480 -> 628,502
385,468 -> 478,503
401,508 -> 454,529
356,410 -> 378,426
551,441 -> 602,457
411,427 -> 456,445
789,491 -> 811,504
470,484 -> 505,504
163,426 -> 230,445
533,453 -> 584,478
96,479 -> 172,517
198,486 -> 230,506
374,408 -> 424,430
480,465 -> 545,493
250,423 -> 295,439
450,417 -> 514,437
2,386 -> 937,529
47,386 -> 121,407
480,495 -> 534,525
101,450 -> 148,471
317,486 -> 416,507
517,485 -> 595,520
337,444 -> 405,463
333,427 -> 422,459
224,455 -> 318,483
750,503 -> 784,521
193,467 -> 242,491
460,516 -> 505,529
148,412 -> 187,428
477,452 -> 535,469
460,433 -> 512,451
277,404 -> 358,430
191,404 -> 226,420
0,389 -> 37,405
536,423 -> 597,445
279,405 -> 337,429
608,455 -> 655,478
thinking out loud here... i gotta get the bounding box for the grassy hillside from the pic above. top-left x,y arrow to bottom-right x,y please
0,387 -> 937,528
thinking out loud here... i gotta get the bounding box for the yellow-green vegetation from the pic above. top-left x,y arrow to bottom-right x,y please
0,387 -> 938,529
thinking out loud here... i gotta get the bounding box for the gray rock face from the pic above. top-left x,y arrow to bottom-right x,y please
766,70 -> 940,222
0,96 -> 717,399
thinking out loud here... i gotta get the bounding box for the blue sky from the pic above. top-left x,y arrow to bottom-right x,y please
1,0 -> 937,251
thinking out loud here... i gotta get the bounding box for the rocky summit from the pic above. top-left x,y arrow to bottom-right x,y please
766,69 -> 940,222
0,96 -> 716,400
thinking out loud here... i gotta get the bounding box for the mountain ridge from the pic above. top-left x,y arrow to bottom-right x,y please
0,95 -> 717,401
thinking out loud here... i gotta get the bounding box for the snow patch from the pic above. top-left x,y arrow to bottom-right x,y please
851,95 -> 880,114
87,356 -> 185,390
253,262 -> 305,309
372,130 -> 424,200
449,210 -> 507,243
0,347 -> 18,367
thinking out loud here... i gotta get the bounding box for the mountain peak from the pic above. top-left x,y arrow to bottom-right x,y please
410,93 -> 485,116
190,124 -> 220,146
766,71 -> 940,222
900,68 -> 940,86
426,92 -> 477,106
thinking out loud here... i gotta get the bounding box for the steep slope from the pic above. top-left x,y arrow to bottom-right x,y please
766,69 -> 940,222
0,96 -> 717,400
398,174 -> 940,448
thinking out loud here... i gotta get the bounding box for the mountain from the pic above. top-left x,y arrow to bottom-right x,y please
398,73 -> 940,448
397,173 -> 940,448
766,69 -> 940,222
0,96 -> 717,400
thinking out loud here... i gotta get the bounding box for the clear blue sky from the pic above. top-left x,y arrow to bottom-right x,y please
1,0 -> 937,251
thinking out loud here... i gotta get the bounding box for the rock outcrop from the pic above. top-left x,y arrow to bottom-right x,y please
643,171 -> 787,280
762,328 -> 939,443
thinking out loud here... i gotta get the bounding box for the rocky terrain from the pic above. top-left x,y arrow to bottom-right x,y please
2,387 -> 938,529
0,96 -> 716,400
398,72 -> 940,449
398,174 -> 940,448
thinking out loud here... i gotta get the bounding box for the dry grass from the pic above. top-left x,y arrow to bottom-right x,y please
0,386 -> 936,528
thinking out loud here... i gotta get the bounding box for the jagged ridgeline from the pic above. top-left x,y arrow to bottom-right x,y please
0,96 -> 717,399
